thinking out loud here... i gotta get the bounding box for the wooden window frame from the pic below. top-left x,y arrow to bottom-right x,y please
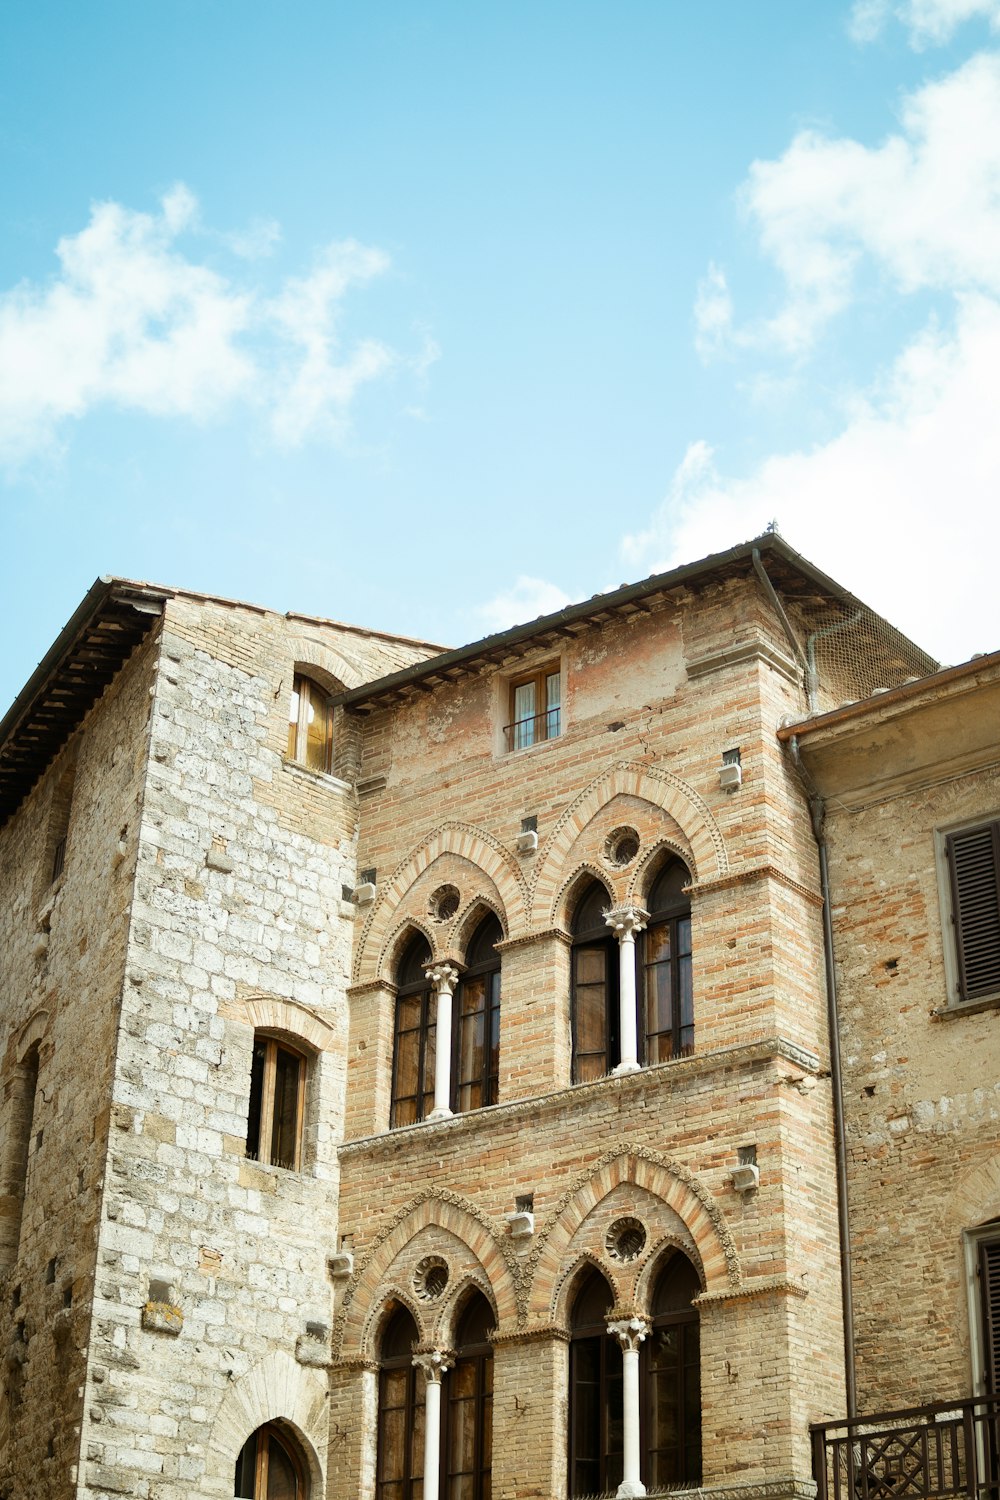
639,861 -> 694,1064
453,918 -> 502,1113
442,1296 -> 494,1500
377,1308 -> 424,1500
390,939 -> 436,1128
643,1258 -> 702,1489
504,662 -> 561,752
568,1270 -> 623,1496
945,819 -> 1000,1004
287,673 -> 335,775
570,882 -> 619,1083
235,1421 -> 308,1498
246,1035 -> 307,1172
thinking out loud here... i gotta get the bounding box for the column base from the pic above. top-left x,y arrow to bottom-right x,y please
427,1106 -> 453,1121
616,1482 -> 647,1498
612,1059 -> 642,1076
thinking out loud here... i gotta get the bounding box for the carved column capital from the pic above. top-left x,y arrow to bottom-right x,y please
423,961 -> 461,994
607,1315 -> 650,1352
412,1348 -> 454,1383
605,906 -> 649,940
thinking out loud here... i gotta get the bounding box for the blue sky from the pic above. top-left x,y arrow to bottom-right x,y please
3,0 -> 1000,712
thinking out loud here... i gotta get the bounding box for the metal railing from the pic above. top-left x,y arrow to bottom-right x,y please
812,1396 -> 1000,1500
503,707 -> 561,751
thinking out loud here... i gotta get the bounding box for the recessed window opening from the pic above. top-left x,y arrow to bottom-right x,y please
377,1304 -> 424,1500
0,1045 -> 40,1274
391,934 -> 436,1128
505,663 -> 561,751
46,761 -> 77,884
454,914 -> 502,1113
444,1292 -> 494,1500
235,1421 -> 309,1499
646,1252 -> 702,1488
571,880 -> 619,1083
247,1035 -> 306,1171
287,673 -> 335,775
641,858 -> 693,1063
568,1267 -> 621,1496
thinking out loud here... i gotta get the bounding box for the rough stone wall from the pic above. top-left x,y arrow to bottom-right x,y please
0,632 -> 158,1500
824,756 -> 1000,1410
61,594 -> 433,1500
334,575 -> 846,1496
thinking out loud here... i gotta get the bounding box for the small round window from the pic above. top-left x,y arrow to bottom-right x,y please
605,827 -> 640,868
606,1217 -> 647,1264
429,885 -> 461,923
414,1256 -> 449,1302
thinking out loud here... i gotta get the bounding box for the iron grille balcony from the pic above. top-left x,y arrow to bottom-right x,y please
503,706 -> 561,752
812,1396 -> 1000,1500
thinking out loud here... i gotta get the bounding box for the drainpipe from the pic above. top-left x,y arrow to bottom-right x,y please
789,735 -> 858,1419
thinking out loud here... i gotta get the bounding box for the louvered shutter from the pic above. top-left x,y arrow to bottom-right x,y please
980,1237 -> 1000,1393
947,823 -> 1000,1001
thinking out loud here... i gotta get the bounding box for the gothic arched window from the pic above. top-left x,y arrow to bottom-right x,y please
391,934 -> 436,1127
571,880 -> 618,1082
234,1422 -> 308,1498
641,858 -> 693,1063
568,1267 -> 622,1495
454,914 -> 502,1112
444,1292 -> 494,1498
377,1305 -> 424,1500
645,1251 -> 701,1487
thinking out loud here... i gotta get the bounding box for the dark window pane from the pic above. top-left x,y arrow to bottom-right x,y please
266,1435 -> 299,1499
235,1431 -> 258,1497
246,1041 -> 266,1161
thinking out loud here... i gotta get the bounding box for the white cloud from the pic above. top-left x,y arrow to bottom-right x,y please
476,576 -> 574,635
694,264 -> 734,360
850,0 -> 1000,45
0,188 -> 424,464
702,52 -> 1000,354
623,293 -> 1000,665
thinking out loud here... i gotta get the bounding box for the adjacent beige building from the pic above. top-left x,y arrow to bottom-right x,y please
0,535 -> 996,1500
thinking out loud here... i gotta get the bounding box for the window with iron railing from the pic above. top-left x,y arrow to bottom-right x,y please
504,665 -> 561,752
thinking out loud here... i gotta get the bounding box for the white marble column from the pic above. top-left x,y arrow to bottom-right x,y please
413,1349 -> 453,1500
605,906 -> 648,1075
425,962 -> 460,1120
608,1315 -> 650,1498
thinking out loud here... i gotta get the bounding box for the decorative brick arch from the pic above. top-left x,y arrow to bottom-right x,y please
354,824 -> 529,982
526,1146 -> 741,1322
949,1155 -> 1000,1232
233,996 -> 337,1053
286,631 -> 366,692
551,1250 -> 623,1332
208,1349 -> 327,1493
334,1191 -> 521,1359
531,762 -> 728,923
14,1008 -> 51,1065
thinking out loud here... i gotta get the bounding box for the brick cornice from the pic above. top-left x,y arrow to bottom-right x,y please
695,1274 -> 809,1307
690,862 -> 822,907
493,925 -> 571,954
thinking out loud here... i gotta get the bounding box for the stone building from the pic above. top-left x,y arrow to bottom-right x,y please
0,533 -> 996,1500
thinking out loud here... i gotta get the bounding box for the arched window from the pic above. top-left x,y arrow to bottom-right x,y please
444,1291 -> 494,1499
454,915 -> 502,1113
391,935 -> 436,1127
571,880 -> 618,1082
234,1421 -> 308,1498
287,673 -> 335,774
645,1251 -> 701,1488
568,1267 -> 622,1495
246,1034 -> 307,1171
641,858 -> 693,1063
377,1304 -> 424,1500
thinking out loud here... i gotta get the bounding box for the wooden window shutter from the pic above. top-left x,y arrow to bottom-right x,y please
947,822 -> 1000,1001
980,1236 -> 1000,1393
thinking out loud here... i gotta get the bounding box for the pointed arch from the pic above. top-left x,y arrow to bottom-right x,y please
551,1250 -> 623,1332
355,823 -> 528,981
949,1156 -> 1000,1233
531,761 -> 728,923
527,1146 -> 740,1321
285,632 -> 366,692
208,1349 -> 326,1493
334,1191 -> 521,1360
